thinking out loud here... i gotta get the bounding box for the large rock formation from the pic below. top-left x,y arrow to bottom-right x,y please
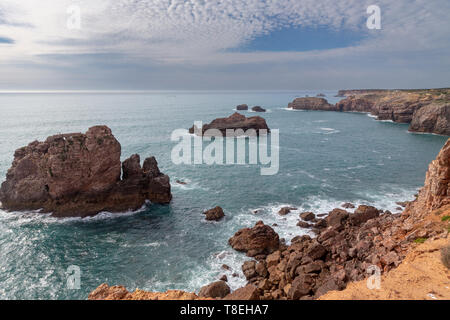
189,112 -> 270,136
0,126 -> 172,217
290,89 -> 450,135
288,97 -> 337,111
405,138 -> 450,218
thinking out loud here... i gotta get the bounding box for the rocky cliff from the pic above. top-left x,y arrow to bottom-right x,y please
0,126 -> 172,217
405,139 -> 450,218
291,89 -> 450,135
189,112 -> 270,136
222,139 -> 450,300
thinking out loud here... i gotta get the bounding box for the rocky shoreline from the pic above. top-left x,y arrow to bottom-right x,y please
89,138 -> 450,300
0,98 -> 447,300
289,88 -> 450,135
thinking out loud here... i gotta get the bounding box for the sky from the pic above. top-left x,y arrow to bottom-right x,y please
0,0 -> 449,90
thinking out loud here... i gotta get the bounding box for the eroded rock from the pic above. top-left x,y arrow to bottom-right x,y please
203,206 -> 225,221
189,112 -> 270,136
0,126 -> 172,217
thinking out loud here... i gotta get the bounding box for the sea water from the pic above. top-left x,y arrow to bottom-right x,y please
0,90 -> 447,299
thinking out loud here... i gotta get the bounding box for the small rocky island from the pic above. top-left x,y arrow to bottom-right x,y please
288,97 -> 336,111
236,104 -> 248,110
0,126 -> 172,217
189,112 -> 270,136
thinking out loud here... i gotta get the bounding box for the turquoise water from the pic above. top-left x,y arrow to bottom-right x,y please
0,91 -> 447,299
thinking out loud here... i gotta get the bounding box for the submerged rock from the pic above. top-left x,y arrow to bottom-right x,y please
278,207 -> 297,215
251,106 -> 266,112
189,112 -> 270,136
0,126 -> 172,217
341,202 -> 355,209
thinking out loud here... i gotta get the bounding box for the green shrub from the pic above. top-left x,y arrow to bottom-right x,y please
441,215 -> 450,222
414,238 -> 427,244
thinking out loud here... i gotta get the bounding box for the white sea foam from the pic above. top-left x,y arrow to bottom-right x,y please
281,107 -> 304,111
346,165 -> 368,170
172,178 -> 209,191
248,109 -> 272,113
319,127 -> 340,134
232,108 -> 272,113
0,204 -> 147,226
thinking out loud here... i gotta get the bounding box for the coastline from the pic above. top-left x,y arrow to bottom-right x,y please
289,88 -> 450,136
0,89 -> 447,300
89,137 -> 450,300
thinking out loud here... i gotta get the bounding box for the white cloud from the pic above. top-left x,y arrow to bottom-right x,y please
0,0 -> 374,62
0,0 -> 449,89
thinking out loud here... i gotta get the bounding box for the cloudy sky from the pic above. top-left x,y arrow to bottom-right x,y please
0,0 -> 449,90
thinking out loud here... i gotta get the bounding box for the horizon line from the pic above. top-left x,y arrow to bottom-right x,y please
1,87 -> 449,94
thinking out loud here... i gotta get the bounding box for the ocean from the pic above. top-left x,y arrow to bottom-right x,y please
0,90 -> 447,299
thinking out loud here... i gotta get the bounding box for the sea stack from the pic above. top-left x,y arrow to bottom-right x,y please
236,104 -> 249,110
189,112 -> 270,136
288,97 -> 336,111
0,125 -> 172,217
